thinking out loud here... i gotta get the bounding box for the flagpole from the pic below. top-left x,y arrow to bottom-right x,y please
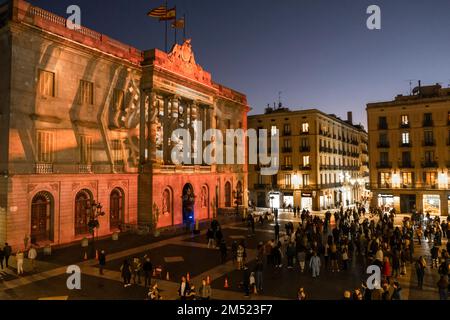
174,8 -> 177,46
183,14 -> 186,39
165,0 -> 168,52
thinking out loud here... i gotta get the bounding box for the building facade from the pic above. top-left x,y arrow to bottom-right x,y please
0,0 -> 249,249
367,83 -> 450,216
248,107 -> 369,212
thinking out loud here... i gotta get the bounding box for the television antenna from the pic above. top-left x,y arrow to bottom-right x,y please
405,80 -> 416,95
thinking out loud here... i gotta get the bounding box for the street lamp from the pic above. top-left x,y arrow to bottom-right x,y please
87,200 -> 105,257
233,189 -> 243,217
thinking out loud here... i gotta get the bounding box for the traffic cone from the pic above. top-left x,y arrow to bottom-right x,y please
253,286 -> 258,295
224,276 -> 230,289
187,272 -> 190,282
83,251 -> 87,260
206,275 -> 211,285
166,272 -> 170,281
95,250 -> 99,260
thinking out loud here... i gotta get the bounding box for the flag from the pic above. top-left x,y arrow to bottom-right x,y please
147,6 -> 167,18
171,17 -> 185,29
159,7 -> 176,21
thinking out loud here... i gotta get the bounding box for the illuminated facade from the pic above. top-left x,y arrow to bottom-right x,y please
248,107 -> 369,212
367,83 -> 450,216
0,0 -> 248,249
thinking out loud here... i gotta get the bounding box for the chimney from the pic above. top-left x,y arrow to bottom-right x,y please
347,112 -> 353,125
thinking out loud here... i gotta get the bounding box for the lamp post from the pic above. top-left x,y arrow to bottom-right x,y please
88,200 -> 105,258
233,189 -> 243,217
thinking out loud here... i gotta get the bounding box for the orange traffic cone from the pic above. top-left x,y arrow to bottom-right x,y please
206,275 -> 211,285
166,272 -> 170,281
224,276 -> 230,289
253,286 -> 258,295
83,252 -> 87,260
187,272 -> 190,282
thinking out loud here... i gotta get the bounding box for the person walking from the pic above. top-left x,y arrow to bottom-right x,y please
120,259 -> 132,288
131,257 -> 142,285
207,228 -> 215,248
309,251 -> 321,278
437,275 -> 448,300
27,246 -> 37,272
242,265 -> 250,298
16,250 -> 24,275
98,250 -> 106,275
3,243 -> 12,268
199,279 -> 212,300
254,258 -> 264,293
143,257 -> 153,288
237,244 -> 244,270
298,249 -> 306,273
274,224 -> 280,242
415,256 -> 426,290
286,242 -> 296,269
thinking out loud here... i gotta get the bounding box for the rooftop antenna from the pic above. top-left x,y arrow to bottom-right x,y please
278,91 -> 283,109
405,80 -> 416,95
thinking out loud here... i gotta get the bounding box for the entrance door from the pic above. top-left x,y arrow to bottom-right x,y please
225,182 -> 232,207
400,195 -> 416,214
110,188 -> 123,230
31,192 -> 53,243
182,184 -> 195,224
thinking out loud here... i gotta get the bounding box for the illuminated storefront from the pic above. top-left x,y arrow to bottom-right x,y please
301,192 -> 313,211
423,194 -> 441,216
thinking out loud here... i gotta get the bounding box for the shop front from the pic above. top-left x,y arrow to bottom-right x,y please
423,194 -> 441,216
282,192 -> 294,210
378,194 -> 395,211
268,191 -> 281,210
301,192 -> 313,211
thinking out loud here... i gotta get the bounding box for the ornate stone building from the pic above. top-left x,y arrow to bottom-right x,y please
0,0 -> 249,249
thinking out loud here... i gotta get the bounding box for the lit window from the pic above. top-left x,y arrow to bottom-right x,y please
402,132 -> 410,144
79,80 -> 94,105
401,115 -> 409,125
38,70 -> 55,97
303,156 -> 310,166
302,123 -> 309,133
37,131 -> 54,163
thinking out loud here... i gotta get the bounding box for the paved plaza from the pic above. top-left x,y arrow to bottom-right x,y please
0,213 -> 447,300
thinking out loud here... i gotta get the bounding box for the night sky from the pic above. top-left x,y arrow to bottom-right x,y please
25,0 -> 450,127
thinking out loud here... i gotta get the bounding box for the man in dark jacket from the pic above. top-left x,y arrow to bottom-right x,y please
98,250 -> 106,275
143,257 -> 153,288
242,265 -> 250,297
3,243 -> 12,268
274,224 -> 280,242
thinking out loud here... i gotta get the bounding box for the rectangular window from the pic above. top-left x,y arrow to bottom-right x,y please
401,115 -> 409,125
271,126 -> 278,137
38,70 -> 55,97
402,172 -> 413,185
301,138 -> 309,148
79,136 -> 93,165
37,131 -> 54,163
424,172 -> 437,186
380,152 -> 389,163
284,124 -> 291,135
425,151 -> 434,163
283,139 -> 291,148
424,130 -> 434,144
303,155 -> 310,166
302,174 -> 310,187
379,172 -> 391,187
285,174 -> 291,187
79,80 -> 94,105
284,156 -> 292,166
379,116 -> 388,129
402,132 -> 410,144
302,123 -> 309,133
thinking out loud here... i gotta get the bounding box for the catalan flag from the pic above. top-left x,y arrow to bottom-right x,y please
147,6 -> 167,18
171,17 -> 185,29
159,7 -> 176,21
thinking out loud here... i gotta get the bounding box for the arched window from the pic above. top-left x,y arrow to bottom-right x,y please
75,189 -> 92,235
31,192 -> 53,243
225,182 -> 232,207
110,188 -> 124,230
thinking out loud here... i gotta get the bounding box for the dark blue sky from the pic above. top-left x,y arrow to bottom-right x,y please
28,0 -> 450,127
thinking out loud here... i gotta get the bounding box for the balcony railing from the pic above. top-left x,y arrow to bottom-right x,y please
398,161 -> 415,169
282,147 -> 292,153
379,183 -> 391,189
300,165 -> 312,171
399,142 -> 412,148
377,142 -> 390,148
423,120 -> 434,127
300,131 -> 309,135
378,123 -> 388,130
377,162 -> 392,169
400,123 -> 410,129
299,146 -> 310,152
79,164 -> 93,173
401,183 -> 415,189
34,163 -> 53,174
254,184 -> 268,189
422,140 -> 436,147
421,161 -> 438,168
283,131 -> 291,136
281,165 -> 293,171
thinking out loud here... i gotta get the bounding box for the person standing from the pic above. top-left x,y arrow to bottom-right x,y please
131,257 -> 142,285
415,256 -> 426,290
120,259 -> 132,288
27,246 -> 37,272
242,265 -> 250,298
309,251 -> 321,278
178,276 -> 190,300
199,279 -> 212,300
3,243 -> 12,268
254,258 -> 264,293
98,250 -> 106,275
437,275 -> 448,300
16,250 -> 24,275
206,228 -> 215,248
142,257 -> 153,288
237,244 -> 244,270
274,224 -> 280,242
